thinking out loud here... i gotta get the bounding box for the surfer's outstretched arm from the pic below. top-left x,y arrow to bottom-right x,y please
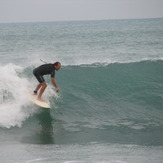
51,77 -> 59,93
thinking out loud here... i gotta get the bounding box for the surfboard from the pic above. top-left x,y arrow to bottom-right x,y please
29,95 -> 51,109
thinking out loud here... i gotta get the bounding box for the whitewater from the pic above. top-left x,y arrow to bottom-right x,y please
0,18 -> 163,163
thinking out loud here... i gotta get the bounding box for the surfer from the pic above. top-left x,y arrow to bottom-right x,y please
33,62 -> 61,101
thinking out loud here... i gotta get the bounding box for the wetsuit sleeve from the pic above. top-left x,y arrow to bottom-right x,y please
51,70 -> 55,78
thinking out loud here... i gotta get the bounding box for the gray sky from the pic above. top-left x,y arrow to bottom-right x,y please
0,0 -> 163,23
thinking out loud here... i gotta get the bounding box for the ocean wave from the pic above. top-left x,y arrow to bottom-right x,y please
61,58 -> 163,67
0,60 -> 162,130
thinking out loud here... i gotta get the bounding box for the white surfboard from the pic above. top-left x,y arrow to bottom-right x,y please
29,95 -> 51,109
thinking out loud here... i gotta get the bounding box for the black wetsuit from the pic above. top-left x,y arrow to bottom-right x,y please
33,64 -> 55,83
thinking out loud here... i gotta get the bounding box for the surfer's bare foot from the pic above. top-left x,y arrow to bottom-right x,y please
37,97 -> 44,102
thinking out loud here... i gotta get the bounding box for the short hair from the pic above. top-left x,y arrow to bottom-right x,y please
54,62 -> 61,66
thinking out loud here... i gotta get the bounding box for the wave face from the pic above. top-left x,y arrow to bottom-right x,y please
0,60 -> 162,146
54,60 -> 163,145
0,19 -> 163,149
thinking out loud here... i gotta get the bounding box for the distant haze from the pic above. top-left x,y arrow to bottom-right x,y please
0,0 -> 163,23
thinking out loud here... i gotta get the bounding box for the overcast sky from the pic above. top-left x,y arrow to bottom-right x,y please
0,0 -> 163,23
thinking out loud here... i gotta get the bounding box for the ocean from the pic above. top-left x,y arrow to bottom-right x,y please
0,18 -> 163,163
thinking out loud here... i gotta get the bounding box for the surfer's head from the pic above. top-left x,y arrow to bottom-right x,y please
54,62 -> 61,71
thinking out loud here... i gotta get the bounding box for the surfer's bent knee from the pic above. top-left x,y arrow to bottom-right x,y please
41,82 -> 47,88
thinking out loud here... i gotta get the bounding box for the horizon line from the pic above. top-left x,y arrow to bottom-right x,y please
0,17 -> 163,25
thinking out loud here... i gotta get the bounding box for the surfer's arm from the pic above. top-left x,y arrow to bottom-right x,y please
51,77 -> 59,93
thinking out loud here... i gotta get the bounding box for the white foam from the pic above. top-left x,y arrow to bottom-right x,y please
0,63 -> 33,128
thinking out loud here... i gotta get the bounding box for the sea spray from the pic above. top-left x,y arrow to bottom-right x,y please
0,64 -> 32,128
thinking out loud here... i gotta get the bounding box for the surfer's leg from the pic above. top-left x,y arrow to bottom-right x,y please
37,82 -> 47,101
33,72 -> 45,96
33,83 -> 42,95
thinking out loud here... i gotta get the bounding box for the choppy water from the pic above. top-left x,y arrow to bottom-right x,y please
0,18 -> 163,163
